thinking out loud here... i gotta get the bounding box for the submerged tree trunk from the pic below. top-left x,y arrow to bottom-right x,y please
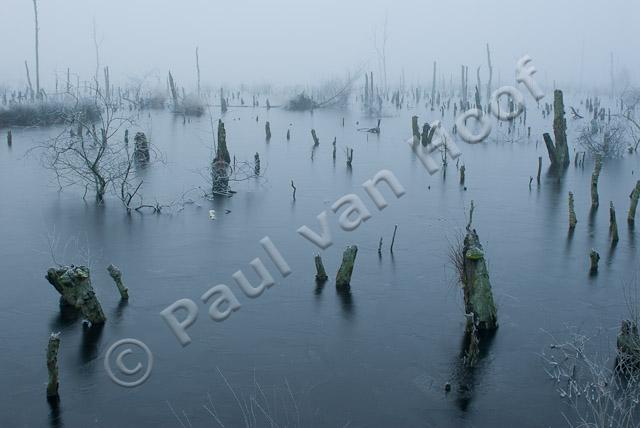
314,254 -> 328,282
107,264 -> 129,300
45,265 -> 106,324
46,332 -> 60,398
591,156 -> 602,209
335,245 -> 358,289
462,229 -> 498,330
628,180 -> 640,224
542,90 -> 569,168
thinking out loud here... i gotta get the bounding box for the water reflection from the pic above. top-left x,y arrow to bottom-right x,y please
79,323 -> 104,364
336,287 -> 354,318
47,395 -> 63,428
450,329 -> 496,412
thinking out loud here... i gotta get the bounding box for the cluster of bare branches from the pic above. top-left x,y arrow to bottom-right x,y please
32,85 -> 163,212
542,327 -> 640,428
578,118 -> 629,159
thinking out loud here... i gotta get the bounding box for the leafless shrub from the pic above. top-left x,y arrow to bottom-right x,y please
578,118 -> 628,159
32,85 -> 162,212
542,327 -> 640,428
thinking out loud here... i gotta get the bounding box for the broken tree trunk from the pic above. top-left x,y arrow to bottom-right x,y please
462,229 -> 498,330
616,320 -> 640,369
107,264 -> 129,300
628,180 -> 640,224
45,265 -> 106,324
335,245 -> 358,289
542,90 -> 570,168
610,201 -> 619,245
46,332 -> 60,398
591,157 -> 603,209
314,254 -> 328,282
254,153 -> 260,176
265,121 -> 271,141
212,120 -> 231,194
134,132 -> 150,162
568,192 -> 577,229
311,129 -> 319,146
411,116 -> 420,142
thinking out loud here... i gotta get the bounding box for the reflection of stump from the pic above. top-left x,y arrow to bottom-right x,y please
134,132 -> 150,162
46,332 -> 61,397
589,249 -> 600,275
45,265 -> 106,324
462,229 -> 498,331
616,320 -> 640,369
335,245 -> 358,289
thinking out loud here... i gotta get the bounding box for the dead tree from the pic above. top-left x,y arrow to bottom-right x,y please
589,249 -> 600,275
628,181 -> 640,224
107,264 -> 129,300
543,90 -> 570,168
336,245 -> 358,289
314,254 -> 328,282
32,0 -> 40,97
46,332 -> 60,398
610,202 -> 619,245
591,157 -> 603,209
45,265 -> 106,324
569,192 -> 577,229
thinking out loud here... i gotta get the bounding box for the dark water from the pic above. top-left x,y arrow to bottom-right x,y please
0,98 -> 638,427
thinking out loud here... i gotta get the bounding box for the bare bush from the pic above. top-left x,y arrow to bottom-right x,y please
578,119 -> 628,159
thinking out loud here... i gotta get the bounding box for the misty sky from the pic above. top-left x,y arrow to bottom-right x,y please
1,0 -> 638,91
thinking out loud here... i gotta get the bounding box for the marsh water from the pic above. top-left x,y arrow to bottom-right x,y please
1,98 -> 637,427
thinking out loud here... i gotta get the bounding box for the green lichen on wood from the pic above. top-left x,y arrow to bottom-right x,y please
46,332 -> 60,397
462,229 -> 498,331
107,264 -> 129,300
628,180 -> 640,224
46,265 -> 106,324
314,254 -> 328,282
335,245 -> 358,289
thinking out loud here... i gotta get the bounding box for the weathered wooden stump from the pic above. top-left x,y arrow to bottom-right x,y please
107,264 -> 129,300
591,157 -> 602,209
542,90 -> 569,168
314,254 -> 328,282
46,332 -> 61,398
568,192 -> 577,229
610,201 -> 619,245
335,245 -> 358,289
134,132 -> 150,162
462,229 -> 498,330
265,121 -> 271,141
45,265 -> 106,324
628,180 -> 640,224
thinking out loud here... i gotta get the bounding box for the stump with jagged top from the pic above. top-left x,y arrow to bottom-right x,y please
45,265 -> 106,324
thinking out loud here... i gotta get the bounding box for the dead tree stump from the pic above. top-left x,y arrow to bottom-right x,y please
133,132 -> 150,162
542,90 -> 569,168
45,265 -> 106,324
462,229 -> 498,330
335,245 -> 358,289
589,249 -> 600,275
107,264 -> 129,300
46,332 -> 60,398
628,180 -> 640,224
568,192 -> 577,229
591,157 -> 602,209
314,254 -> 328,282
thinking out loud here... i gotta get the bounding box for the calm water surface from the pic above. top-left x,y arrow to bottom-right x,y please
0,97 -> 638,427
